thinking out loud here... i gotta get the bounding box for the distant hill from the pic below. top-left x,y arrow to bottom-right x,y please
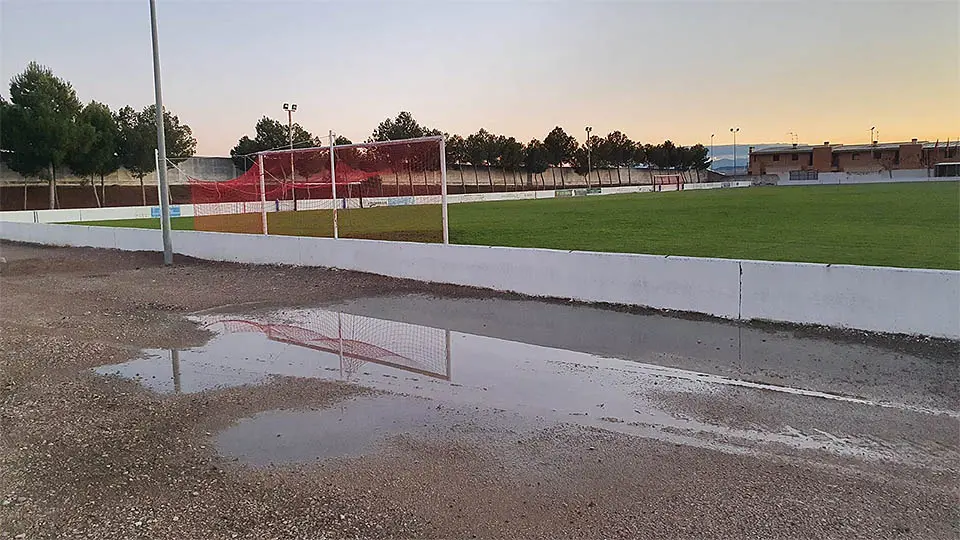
709,143 -> 781,168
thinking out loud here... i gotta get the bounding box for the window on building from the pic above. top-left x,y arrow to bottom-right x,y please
773,154 -> 780,162
791,153 -> 799,161
852,153 -> 859,160
831,154 -> 839,167
873,150 -> 882,159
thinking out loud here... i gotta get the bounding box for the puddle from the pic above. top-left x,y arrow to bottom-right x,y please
95,303 -> 960,468
216,394 -> 502,465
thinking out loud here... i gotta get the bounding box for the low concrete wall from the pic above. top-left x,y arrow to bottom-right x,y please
1,221 -> 956,339
740,260 -> 958,339
0,181 -> 751,224
775,170 -> 959,185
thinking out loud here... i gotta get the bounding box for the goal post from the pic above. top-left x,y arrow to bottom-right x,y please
652,173 -> 685,192
188,135 -> 448,243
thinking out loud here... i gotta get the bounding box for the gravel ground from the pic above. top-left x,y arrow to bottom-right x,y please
1,242 -> 957,539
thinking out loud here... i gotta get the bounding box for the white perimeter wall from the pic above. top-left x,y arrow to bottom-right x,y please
775,169 -> 960,186
1,221 -> 956,339
0,181 -> 752,224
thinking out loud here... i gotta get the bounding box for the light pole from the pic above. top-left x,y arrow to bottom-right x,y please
730,127 -> 740,175
149,0 -> 173,265
710,133 -> 715,170
585,126 -> 592,186
283,102 -> 298,209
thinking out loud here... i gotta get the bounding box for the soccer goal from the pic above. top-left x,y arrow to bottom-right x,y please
652,173 -> 685,192
215,309 -> 451,381
188,135 -> 448,243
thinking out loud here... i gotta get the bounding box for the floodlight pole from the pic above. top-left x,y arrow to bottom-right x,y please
730,127 -> 740,175
585,126 -> 592,187
149,0 -> 173,265
710,133 -> 715,170
284,102 -> 297,210
440,136 -> 449,244
329,130 -> 338,239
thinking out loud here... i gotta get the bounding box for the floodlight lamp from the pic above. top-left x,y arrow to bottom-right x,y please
283,103 -> 290,110
291,104 -> 297,112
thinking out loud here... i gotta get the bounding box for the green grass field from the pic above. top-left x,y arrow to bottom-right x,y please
79,183 -> 960,270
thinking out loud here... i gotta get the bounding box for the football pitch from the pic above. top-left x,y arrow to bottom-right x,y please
80,183 -> 960,270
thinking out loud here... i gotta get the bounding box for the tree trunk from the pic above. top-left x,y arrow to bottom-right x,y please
140,176 -> 146,205
473,166 -> 480,191
91,176 -> 101,207
52,166 -> 59,209
48,164 -> 55,209
627,166 -> 632,184
616,167 -> 622,185
100,174 -> 106,206
394,171 -> 400,196
558,167 -> 565,188
486,165 -> 493,190
550,167 -> 557,187
459,167 -> 465,192
406,167 -> 414,197
24,182 -> 28,210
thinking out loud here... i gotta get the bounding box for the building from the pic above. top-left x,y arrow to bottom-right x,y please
748,139 -> 959,177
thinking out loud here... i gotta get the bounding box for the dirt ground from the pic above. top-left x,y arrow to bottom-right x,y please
0,242 -> 957,539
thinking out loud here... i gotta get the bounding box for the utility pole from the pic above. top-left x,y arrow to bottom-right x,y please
149,0 -> 173,265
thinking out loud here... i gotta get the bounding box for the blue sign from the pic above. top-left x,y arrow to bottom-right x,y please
387,196 -> 415,207
151,205 -> 181,218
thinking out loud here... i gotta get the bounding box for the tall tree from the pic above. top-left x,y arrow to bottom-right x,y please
496,135 -> 524,189
230,116 -> 318,172
370,111 -> 438,142
67,101 -> 120,207
543,127 -> 578,187
523,139 -> 550,187
464,129 -> 497,188
604,131 -> 635,184
117,105 -> 196,205
0,62 -> 82,208
445,134 -> 467,187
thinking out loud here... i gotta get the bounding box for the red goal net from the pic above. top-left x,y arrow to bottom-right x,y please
187,136 -> 446,241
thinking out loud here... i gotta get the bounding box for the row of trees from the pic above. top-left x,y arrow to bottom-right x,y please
368,112 -> 709,187
0,62 -> 196,208
229,111 -> 709,187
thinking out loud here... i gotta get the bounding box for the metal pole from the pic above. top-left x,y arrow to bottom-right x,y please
154,148 -> 162,207
710,134 -> 714,170
329,130 -> 338,239
440,137 -> 449,244
288,110 -> 296,211
258,154 -> 268,234
149,0 -> 173,265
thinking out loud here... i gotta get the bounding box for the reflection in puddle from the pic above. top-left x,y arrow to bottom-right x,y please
216,394 -> 491,465
95,306 -> 959,468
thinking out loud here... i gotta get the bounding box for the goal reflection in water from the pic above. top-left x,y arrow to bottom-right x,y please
147,309 -> 452,394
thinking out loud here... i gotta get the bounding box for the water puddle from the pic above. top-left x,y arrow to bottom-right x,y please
216,394 -> 510,465
95,303 -> 959,468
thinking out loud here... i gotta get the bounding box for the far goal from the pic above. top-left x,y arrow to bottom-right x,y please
652,173 -> 685,192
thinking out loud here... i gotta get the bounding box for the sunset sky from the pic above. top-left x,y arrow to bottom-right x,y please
2,0 -> 958,156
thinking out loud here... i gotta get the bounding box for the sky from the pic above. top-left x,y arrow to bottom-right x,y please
1,0 -> 958,156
